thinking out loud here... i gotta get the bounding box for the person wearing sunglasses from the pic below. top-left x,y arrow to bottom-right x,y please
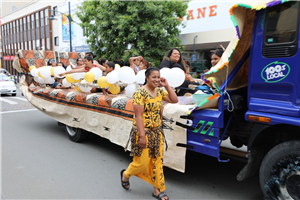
71,58 -> 85,69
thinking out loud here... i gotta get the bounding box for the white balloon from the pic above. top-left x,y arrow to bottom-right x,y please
62,78 -> 71,87
72,73 -> 82,80
48,77 -> 55,84
31,68 -> 39,77
66,65 -> 72,72
44,77 -> 54,84
34,76 -> 39,82
90,67 -> 102,80
106,70 -> 119,84
37,77 -> 46,83
118,66 -> 135,84
125,84 -> 137,97
160,67 -> 171,79
40,67 -> 51,78
168,67 -> 185,88
54,66 -> 66,78
79,80 -> 92,93
136,69 -> 146,85
80,72 -> 86,79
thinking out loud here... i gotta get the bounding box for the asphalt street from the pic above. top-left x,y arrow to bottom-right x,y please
1,88 -> 263,199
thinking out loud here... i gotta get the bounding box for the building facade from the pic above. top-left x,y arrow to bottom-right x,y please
1,0 -> 65,75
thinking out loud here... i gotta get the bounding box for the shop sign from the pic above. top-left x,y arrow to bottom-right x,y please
3,56 -> 15,60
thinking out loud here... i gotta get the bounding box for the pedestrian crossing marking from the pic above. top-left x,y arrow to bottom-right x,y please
12,97 -> 28,102
0,97 -> 18,105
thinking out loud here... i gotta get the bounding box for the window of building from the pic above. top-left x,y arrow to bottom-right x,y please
25,41 -> 27,50
53,6 -> 57,16
16,20 -> 19,33
20,19 -> 23,32
36,39 -> 40,50
32,40 -> 35,49
35,13 -> 39,28
40,10 -> 44,27
27,16 -> 30,30
31,14 -> 35,29
23,18 -> 26,31
46,38 -> 50,50
28,41 -> 31,50
54,36 -> 59,46
13,21 -> 15,34
45,10 -> 48,26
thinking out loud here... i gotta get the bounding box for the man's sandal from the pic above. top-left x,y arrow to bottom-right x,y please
152,191 -> 169,200
120,169 -> 130,190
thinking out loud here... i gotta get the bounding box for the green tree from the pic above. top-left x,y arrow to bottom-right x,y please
76,1 -> 188,67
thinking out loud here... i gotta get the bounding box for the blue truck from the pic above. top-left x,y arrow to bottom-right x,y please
186,1 -> 300,199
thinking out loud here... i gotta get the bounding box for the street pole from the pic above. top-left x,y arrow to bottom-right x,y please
68,1 -> 72,52
193,35 -> 198,61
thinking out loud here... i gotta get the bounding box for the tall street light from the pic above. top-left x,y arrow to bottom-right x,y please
48,1 -> 79,52
193,35 -> 198,62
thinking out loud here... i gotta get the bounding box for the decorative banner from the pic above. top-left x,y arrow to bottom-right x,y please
62,14 -> 74,42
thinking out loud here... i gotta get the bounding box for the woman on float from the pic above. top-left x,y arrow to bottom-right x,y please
204,49 -> 224,73
71,58 -> 85,69
159,48 -> 198,96
121,67 -> 178,200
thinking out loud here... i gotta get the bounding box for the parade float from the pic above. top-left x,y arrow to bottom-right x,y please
13,0 -> 300,199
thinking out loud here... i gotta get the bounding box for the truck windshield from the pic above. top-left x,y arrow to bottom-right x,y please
265,1 -> 299,44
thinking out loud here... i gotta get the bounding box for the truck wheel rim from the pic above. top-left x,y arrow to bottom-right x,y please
66,126 -> 77,136
286,174 -> 300,200
280,171 -> 300,200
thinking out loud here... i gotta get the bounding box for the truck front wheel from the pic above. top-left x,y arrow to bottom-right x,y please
64,125 -> 89,142
259,140 -> 300,200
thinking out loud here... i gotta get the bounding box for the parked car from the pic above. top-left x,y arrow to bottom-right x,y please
0,74 -> 17,96
0,68 -> 12,76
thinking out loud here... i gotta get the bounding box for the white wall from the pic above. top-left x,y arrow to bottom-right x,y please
179,1 -> 237,35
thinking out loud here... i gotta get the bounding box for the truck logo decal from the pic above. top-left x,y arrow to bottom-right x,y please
261,61 -> 290,83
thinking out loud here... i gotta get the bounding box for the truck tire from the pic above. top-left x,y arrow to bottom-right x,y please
64,125 -> 89,142
259,140 -> 300,200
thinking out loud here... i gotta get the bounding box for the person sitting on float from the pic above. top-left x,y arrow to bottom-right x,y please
55,62 -> 75,89
159,48 -> 199,96
184,60 -> 195,83
204,49 -> 224,73
85,52 -> 106,72
101,62 -> 124,95
100,58 -> 108,67
129,55 -> 141,74
47,59 -> 57,67
139,57 -> 151,71
71,58 -> 85,69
